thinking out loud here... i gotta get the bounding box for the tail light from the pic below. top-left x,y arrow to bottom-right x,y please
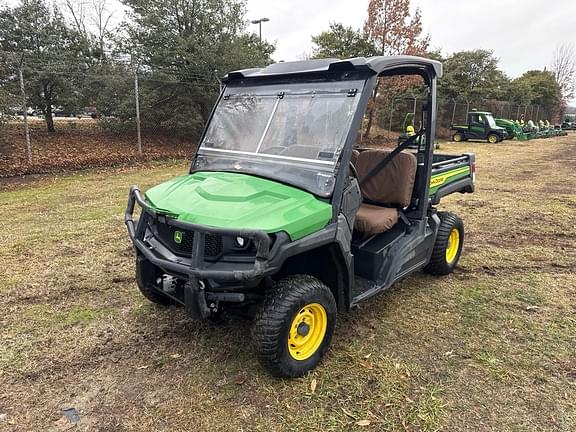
471,161 -> 477,184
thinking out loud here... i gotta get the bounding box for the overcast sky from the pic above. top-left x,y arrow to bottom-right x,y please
247,0 -> 576,102
4,0 -> 575,102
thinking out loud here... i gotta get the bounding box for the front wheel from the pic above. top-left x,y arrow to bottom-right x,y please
424,212 -> 464,275
136,256 -> 173,305
487,133 -> 499,144
252,275 -> 337,377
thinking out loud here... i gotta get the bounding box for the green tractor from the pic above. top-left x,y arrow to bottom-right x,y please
450,110 -> 508,143
125,56 -> 476,377
495,118 -> 529,141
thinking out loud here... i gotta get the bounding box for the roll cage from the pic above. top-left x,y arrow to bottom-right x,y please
191,55 -> 443,224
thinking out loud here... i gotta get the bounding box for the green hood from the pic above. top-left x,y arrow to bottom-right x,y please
144,171 -> 332,240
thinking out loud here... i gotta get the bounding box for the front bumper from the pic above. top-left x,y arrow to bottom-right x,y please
125,186 -> 274,317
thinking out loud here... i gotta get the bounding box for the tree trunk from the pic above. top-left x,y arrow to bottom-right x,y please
43,83 -> 55,133
365,105 -> 375,138
364,81 -> 381,138
45,103 -> 55,133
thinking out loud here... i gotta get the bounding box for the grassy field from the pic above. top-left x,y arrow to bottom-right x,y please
1,136 -> 575,431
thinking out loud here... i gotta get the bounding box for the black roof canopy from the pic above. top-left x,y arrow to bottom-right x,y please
223,55 -> 442,82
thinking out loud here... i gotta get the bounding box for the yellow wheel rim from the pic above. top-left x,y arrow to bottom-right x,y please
446,228 -> 460,264
488,135 -> 498,143
288,303 -> 327,361
453,133 -> 462,142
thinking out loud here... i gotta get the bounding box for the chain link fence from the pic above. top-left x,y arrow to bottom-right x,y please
369,96 -> 553,141
0,61 -> 556,177
0,57 -> 221,177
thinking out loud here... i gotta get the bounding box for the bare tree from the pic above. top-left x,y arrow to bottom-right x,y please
551,43 -> 576,101
90,0 -> 115,58
62,0 -> 115,59
64,0 -> 88,35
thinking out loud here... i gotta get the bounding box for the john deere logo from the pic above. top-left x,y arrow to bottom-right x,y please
174,230 -> 183,244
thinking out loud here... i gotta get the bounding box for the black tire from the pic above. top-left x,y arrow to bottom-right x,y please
136,256 -> 172,305
424,212 -> 464,276
252,275 -> 337,378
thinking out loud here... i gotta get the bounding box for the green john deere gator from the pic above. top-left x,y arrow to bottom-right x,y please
125,56 -> 476,377
451,110 -> 507,143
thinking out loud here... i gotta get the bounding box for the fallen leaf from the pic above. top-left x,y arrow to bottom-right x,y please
359,360 -> 373,370
310,378 -> 317,393
526,305 -> 540,311
363,353 -> 372,359
356,419 -> 371,426
170,353 -> 181,359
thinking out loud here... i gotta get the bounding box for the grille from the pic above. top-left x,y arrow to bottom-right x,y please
155,223 -> 223,258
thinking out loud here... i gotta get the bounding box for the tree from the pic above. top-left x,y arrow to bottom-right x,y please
505,78 -> 534,106
515,70 -> 563,121
362,0 -> 430,136
311,23 -> 377,59
364,0 -> 429,56
441,50 -> 509,102
0,0 -> 87,132
551,43 -> 576,101
120,0 -> 275,136
63,0 -> 116,60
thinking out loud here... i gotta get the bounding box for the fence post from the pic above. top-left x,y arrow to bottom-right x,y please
132,56 -> 143,157
18,55 -> 32,164
450,99 -> 457,125
387,98 -> 395,140
213,69 -> 223,93
535,105 -> 540,121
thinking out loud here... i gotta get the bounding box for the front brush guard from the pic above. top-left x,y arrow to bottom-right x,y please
125,185 -> 272,318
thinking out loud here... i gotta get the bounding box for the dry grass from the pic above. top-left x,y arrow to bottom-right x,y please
0,135 -> 575,431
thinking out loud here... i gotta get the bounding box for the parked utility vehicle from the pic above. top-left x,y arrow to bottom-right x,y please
451,110 -> 507,143
125,56 -> 476,377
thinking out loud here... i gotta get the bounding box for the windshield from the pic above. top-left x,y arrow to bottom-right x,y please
193,80 -> 364,196
485,114 -> 496,128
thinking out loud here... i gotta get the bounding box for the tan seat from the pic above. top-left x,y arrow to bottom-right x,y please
353,149 -> 417,235
354,204 -> 398,235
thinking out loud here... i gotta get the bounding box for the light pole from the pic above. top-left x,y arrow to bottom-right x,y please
250,17 -> 270,41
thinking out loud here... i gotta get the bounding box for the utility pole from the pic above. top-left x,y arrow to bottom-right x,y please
18,54 -> 32,164
132,54 -> 142,157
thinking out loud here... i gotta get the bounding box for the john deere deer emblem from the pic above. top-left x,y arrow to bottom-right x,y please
174,230 -> 183,244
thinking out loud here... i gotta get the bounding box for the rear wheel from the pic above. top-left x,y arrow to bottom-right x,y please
487,133 -> 499,144
424,212 -> 464,275
252,275 -> 336,377
452,132 -> 464,142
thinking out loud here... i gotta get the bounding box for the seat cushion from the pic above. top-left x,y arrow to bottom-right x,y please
354,204 -> 398,235
355,149 -> 417,208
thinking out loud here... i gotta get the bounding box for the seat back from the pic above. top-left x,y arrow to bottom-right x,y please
355,149 -> 417,208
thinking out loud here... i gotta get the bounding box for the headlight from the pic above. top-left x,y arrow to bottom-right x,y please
234,236 -> 246,248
